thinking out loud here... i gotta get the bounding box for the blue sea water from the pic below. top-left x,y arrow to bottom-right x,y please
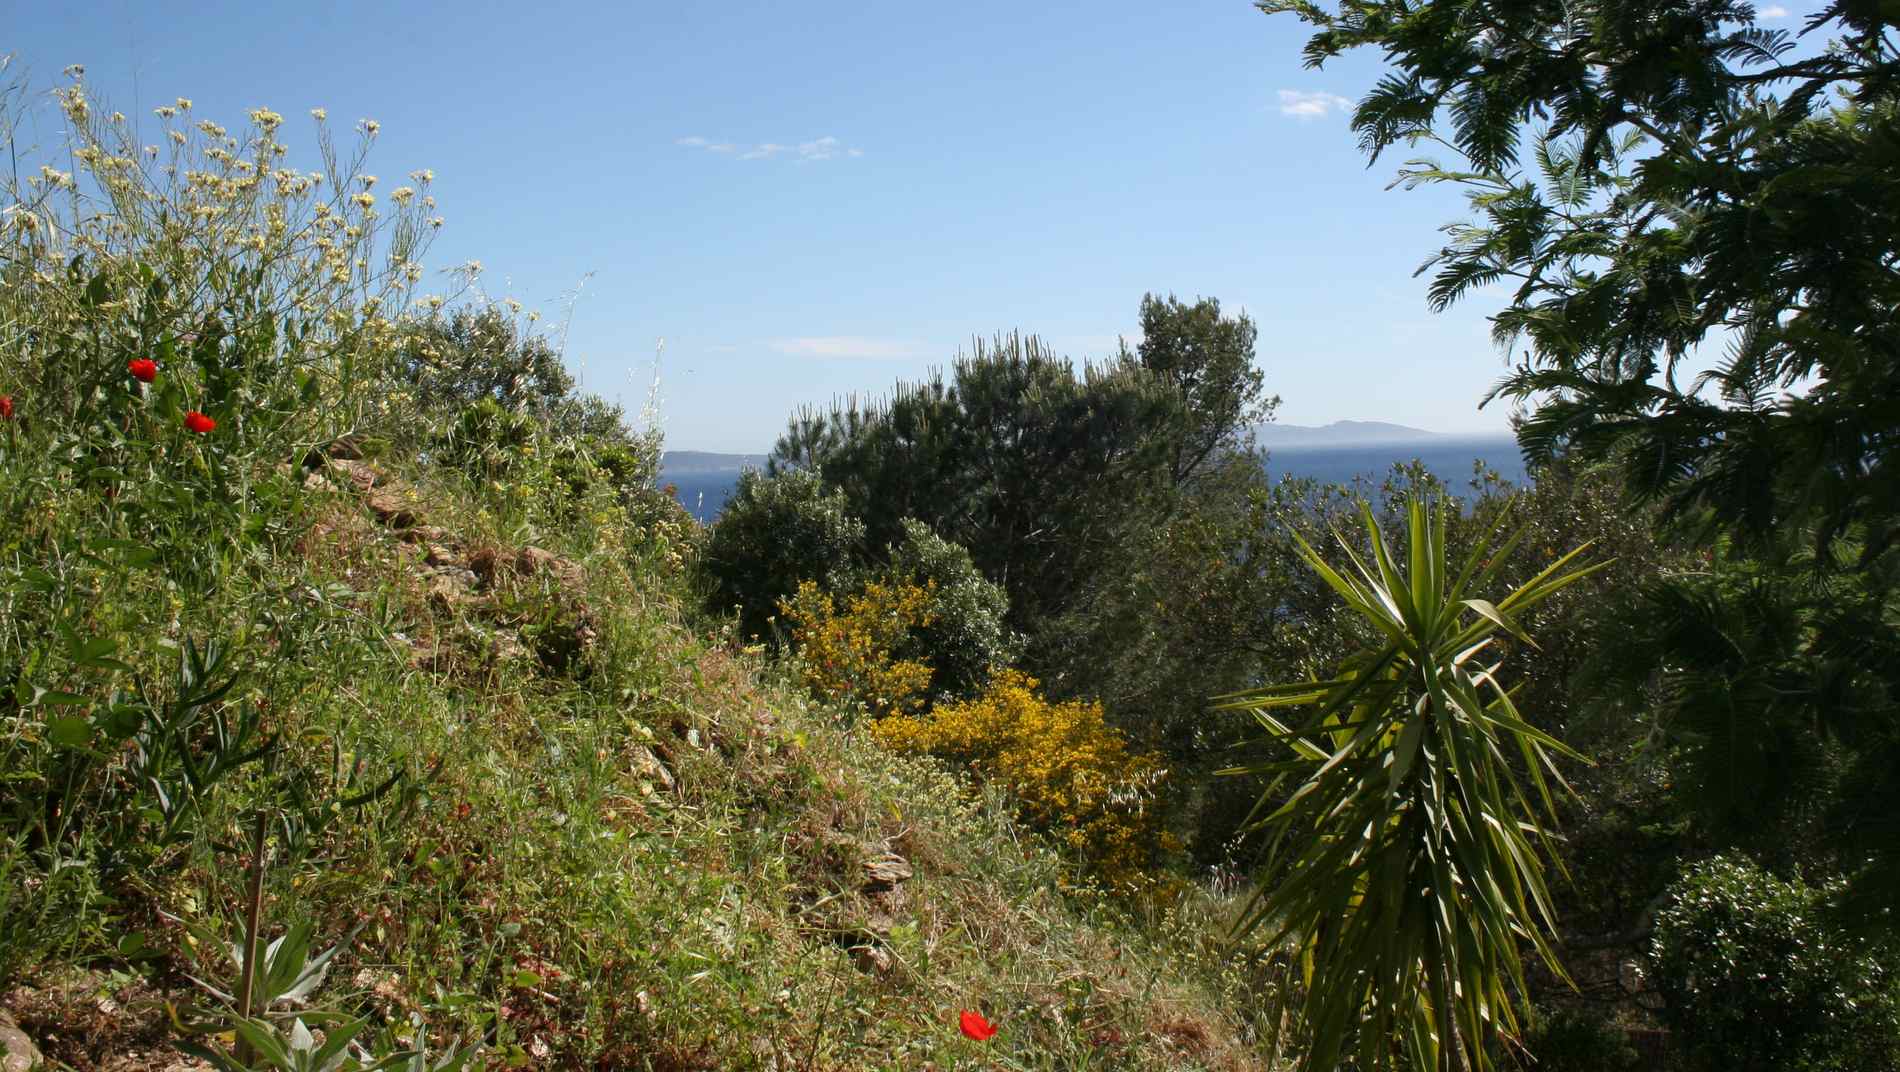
659,437 -> 1527,524
1263,437 -> 1526,489
661,471 -> 757,522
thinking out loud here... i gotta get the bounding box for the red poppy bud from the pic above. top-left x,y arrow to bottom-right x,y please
0,395 -> 12,420
959,1010 -> 997,1041
127,358 -> 158,383
184,410 -> 216,434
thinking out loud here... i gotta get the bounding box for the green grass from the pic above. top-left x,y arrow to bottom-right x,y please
0,445 -> 1280,1070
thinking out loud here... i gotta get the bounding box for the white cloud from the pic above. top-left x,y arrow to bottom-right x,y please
1758,4 -> 1791,15
1277,89 -> 1354,120
675,135 -> 737,154
678,134 -> 864,162
770,337 -> 922,360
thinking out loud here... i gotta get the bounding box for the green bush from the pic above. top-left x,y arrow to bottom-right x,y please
1652,856 -> 1900,1072
698,468 -> 865,641
1519,1007 -> 1637,1072
435,396 -> 538,479
882,519 -> 1018,697
393,305 -> 630,442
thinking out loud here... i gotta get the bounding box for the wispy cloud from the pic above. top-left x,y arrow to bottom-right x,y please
1758,4 -> 1791,15
677,134 -> 864,162
1277,89 -> 1355,120
675,135 -> 738,154
770,336 -> 922,360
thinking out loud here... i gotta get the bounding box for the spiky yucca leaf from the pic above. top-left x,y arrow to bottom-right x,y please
1220,496 -> 1605,1072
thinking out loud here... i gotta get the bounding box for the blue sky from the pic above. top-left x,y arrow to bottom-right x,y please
10,0 -> 1807,451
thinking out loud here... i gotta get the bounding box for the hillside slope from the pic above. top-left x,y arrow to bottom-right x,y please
0,441 -> 1275,1070
0,76 -> 1277,1071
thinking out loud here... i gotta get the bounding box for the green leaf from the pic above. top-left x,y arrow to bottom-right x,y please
95,705 -> 145,739
47,715 -> 94,748
1462,598 -> 1532,648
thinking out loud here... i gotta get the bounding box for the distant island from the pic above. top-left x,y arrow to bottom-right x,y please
655,450 -> 769,474
1254,419 -> 1453,446
659,422 -> 1524,522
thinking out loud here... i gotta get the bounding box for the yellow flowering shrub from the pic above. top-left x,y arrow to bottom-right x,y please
778,578 -> 937,719
873,670 -> 1177,891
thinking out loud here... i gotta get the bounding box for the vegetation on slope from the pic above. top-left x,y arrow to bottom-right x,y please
0,67 -> 1276,1071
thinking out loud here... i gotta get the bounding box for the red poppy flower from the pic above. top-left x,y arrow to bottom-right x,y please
959,1010 -> 997,1042
127,358 -> 158,383
183,411 -> 216,434
0,395 -> 12,420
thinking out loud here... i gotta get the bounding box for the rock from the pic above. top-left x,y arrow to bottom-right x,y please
423,544 -> 464,568
365,488 -> 418,530
630,745 -> 675,790
850,943 -> 893,975
427,576 -> 470,610
863,853 -> 913,890
328,458 -> 382,491
0,1010 -> 41,1072
515,546 -> 584,588
429,566 -> 480,588
302,434 -> 367,468
863,904 -> 901,937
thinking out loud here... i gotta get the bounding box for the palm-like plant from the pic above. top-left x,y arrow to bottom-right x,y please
1221,495 -> 1605,1072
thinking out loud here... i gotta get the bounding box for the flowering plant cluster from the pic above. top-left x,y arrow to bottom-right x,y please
776,571 -> 1178,889
0,68 -> 452,500
778,578 -> 937,720
874,670 -> 1177,891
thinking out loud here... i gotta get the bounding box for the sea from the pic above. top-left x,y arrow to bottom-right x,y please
658,437 -> 1527,524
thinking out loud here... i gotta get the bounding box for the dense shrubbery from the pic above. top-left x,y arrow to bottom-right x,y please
883,518 -> 1019,697
699,467 -> 864,641
1255,6 -> 1900,1066
778,577 -> 937,720
874,670 -> 1177,892
1652,856 -> 1900,1072
1516,1007 -> 1638,1072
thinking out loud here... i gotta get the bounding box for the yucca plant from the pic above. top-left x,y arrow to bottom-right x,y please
1220,495 -> 1606,1072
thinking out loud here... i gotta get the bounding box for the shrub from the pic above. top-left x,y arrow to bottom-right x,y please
778,578 -> 935,720
2,80 -> 433,455
395,305 -> 582,421
882,519 -> 1018,697
873,670 -> 1176,890
1651,856 -> 1900,1072
699,468 -> 864,641
1518,1007 -> 1638,1072
435,397 -> 538,480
